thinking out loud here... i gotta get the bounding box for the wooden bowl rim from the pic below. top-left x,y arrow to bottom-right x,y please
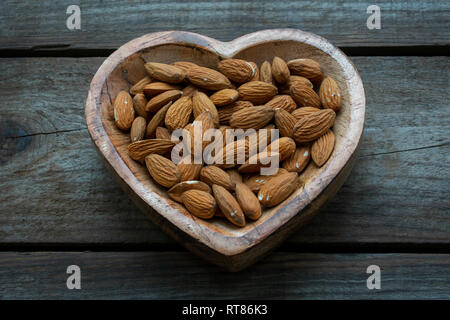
85,29 -> 365,256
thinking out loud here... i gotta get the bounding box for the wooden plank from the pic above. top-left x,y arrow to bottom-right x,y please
0,252 -> 448,299
0,57 -> 449,246
0,1 -> 449,51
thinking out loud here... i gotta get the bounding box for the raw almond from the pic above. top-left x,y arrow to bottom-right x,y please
235,182 -> 261,220
244,168 -> 288,193
287,58 -> 323,82
218,59 -> 255,83
200,166 -> 235,190
192,91 -> 220,126
319,77 -> 342,112
187,65 -> 232,90
249,62 -> 260,81
290,83 -> 321,108
293,109 -> 336,143
265,95 -> 297,113
130,76 -> 152,95
291,107 -> 321,121
132,93 -> 149,120
130,116 -> 146,142
144,62 -> 185,84
128,139 -> 175,161
212,184 -> 246,227
271,56 -> 290,84
238,81 -> 278,104
145,154 -> 180,188
145,101 -> 172,138
168,180 -> 211,203
210,89 -> 239,106
212,139 -> 249,168
260,61 -> 273,84
165,96 -> 193,131
311,129 -> 335,167
171,61 -> 198,73
178,160 -> 203,181
190,111 -> 215,151
229,105 -> 274,129
113,91 -> 135,130
145,89 -> 183,112
257,172 -> 300,207
282,145 -> 311,173
218,101 -> 252,125
238,151 -> 280,174
181,190 -> 216,219
227,169 -> 243,184
289,75 -> 313,89
263,137 -> 296,161
274,108 -> 297,138
143,82 -> 181,97
155,126 -> 171,140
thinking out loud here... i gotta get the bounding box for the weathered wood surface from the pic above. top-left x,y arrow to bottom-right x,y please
1,56 -> 448,246
0,252 -> 448,299
1,1 -> 449,51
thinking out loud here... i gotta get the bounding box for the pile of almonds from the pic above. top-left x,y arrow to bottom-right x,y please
112,56 -> 341,227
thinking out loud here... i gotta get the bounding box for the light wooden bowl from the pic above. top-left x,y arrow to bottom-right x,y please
85,29 -> 365,271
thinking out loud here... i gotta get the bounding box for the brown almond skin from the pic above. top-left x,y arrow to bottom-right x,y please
130,76 -> 152,95
192,91 -> 219,126
272,56 -> 290,84
293,109 -> 336,143
145,154 -> 180,188
181,190 -> 216,219
265,95 -> 297,113
319,77 -> 342,112
143,82 -> 181,97
200,166 -> 235,190
168,181 -> 211,203
178,160 -> 203,181
212,184 -> 246,227
218,59 -> 254,83
155,126 -> 171,140
290,83 -> 321,108
113,91 -> 135,130
291,107 -> 321,121
274,108 -> 297,138
249,62 -> 260,81
235,182 -> 262,220
287,58 -> 323,82
144,62 -> 185,84
145,89 -> 183,112
172,61 -> 198,73
263,137 -> 296,162
210,89 -> 239,106
187,66 -> 232,90
130,116 -> 146,142
218,101 -> 252,125
145,101 -> 172,138
282,145 -> 311,173
128,139 -> 175,161
132,93 -> 149,120
238,81 -> 278,105
260,61 -> 273,84
229,105 -> 274,129
244,168 -> 289,193
227,169 -> 243,184
165,96 -> 193,131
257,172 -> 299,207
311,129 -> 335,167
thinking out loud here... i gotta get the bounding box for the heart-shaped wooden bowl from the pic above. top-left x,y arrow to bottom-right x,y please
85,29 -> 365,271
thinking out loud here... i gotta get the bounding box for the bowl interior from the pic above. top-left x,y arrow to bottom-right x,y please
98,39 -> 353,239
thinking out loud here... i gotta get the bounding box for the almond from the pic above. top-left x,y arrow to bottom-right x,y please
212,139 -> 249,168
145,154 -> 180,188
181,190 -> 216,219
260,61 -> 273,84
293,109 -> 336,143
144,62 -> 185,84
155,126 -> 171,140
145,89 -> 183,112
143,82 -> 181,97
227,169 -> 243,184
249,62 -> 260,81
238,151 -> 280,173
290,83 -> 321,108
229,105 -> 274,129
145,101 -> 172,138
289,75 -> 313,89
319,77 -> 342,112
272,56 -> 290,84
274,108 -> 297,138
235,182 -> 261,220
257,172 -> 300,207
291,107 -> 321,121
190,111 -> 215,151
287,58 -> 323,82
218,101 -> 252,125
200,166 -> 235,190
130,76 -> 152,95
265,95 -> 297,113
178,160 -> 203,181
238,81 -> 278,104
128,139 -> 175,161
244,168 -> 288,193
210,89 -> 239,106
187,65 -> 232,90
171,61 -> 198,74
165,96 -> 193,131
218,59 -> 254,83
263,137 -> 296,161
130,116 -> 146,142
192,91 -> 220,126
212,184 -> 246,227
168,180 -> 211,203
113,91 -> 135,130
132,93 -> 149,120
311,129 -> 335,167
282,145 -> 311,173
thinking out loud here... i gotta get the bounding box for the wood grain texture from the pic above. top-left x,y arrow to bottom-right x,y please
0,56 -> 448,246
0,0 -> 449,50
0,252 -> 448,299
